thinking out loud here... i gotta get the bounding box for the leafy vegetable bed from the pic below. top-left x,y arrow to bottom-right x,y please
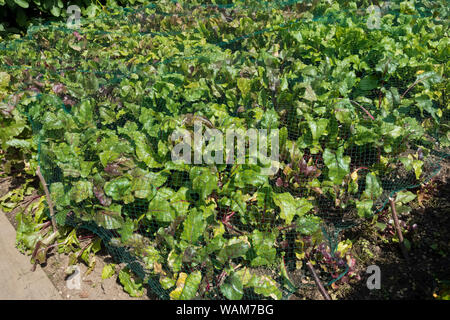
1,0 -> 449,299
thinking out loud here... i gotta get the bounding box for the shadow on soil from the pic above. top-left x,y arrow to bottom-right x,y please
340,169 -> 450,300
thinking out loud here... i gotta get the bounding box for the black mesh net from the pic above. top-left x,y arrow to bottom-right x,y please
1,0 -> 449,299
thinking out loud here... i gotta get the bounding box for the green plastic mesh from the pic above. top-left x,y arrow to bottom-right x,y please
1,0 -> 449,300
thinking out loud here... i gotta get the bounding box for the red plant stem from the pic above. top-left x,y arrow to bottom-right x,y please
400,80 -> 420,99
78,234 -> 96,241
277,223 -> 297,231
306,261 -> 332,300
216,270 -> 227,287
223,211 -> 236,223
36,166 -> 57,231
8,194 -> 41,215
223,221 -> 243,235
348,100 -> 375,120
39,221 -> 52,235
43,241 -> 66,251
31,240 -> 66,272
378,90 -> 383,108
42,220 -> 52,229
205,274 -> 211,292
357,104 -> 375,120
389,197 -> 410,261
378,78 -> 386,109
262,199 -> 267,228
77,239 -> 94,258
352,167 -> 369,173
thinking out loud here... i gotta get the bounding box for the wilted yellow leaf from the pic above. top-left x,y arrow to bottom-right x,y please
169,272 -> 188,300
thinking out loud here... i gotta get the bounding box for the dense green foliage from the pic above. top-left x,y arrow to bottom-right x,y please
0,0 -> 153,32
0,0 -> 449,299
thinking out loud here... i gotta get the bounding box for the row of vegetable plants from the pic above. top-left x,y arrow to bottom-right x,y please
0,0 -> 448,298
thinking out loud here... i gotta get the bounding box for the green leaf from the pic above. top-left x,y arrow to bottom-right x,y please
50,6 -> 60,17
134,132 -> 162,168
250,230 -> 277,267
395,191 -> 416,204
412,159 -> 423,179
84,4 -> 101,18
118,268 -> 144,297
290,30 -> 302,42
248,275 -> 282,300
169,271 -> 202,300
307,118 -> 328,141
181,209 -> 204,243
190,167 -> 218,200
104,177 -> 132,201
304,84 -> 317,101
168,250 -> 182,273
237,78 -> 251,97
273,193 -> 313,224
356,199 -> 373,218
0,72 -> 10,88
94,206 -> 124,230
119,218 -> 134,242
323,147 -> 351,185
334,102 -> 354,124
218,236 -> 251,262
296,215 -> 322,235
51,182 -> 70,208
69,181 -> 93,203
358,75 -> 378,91
259,108 -> 280,129
99,151 -> 120,168
14,0 -> 29,9
15,213 -> 41,254
221,272 -> 244,300
160,276 -> 177,290
170,187 -> 190,216
102,264 -> 116,280
233,169 -> 268,188
363,173 -> 382,200
148,189 -> 176,223
142,246 -> 163,269
74,100 -> 94,125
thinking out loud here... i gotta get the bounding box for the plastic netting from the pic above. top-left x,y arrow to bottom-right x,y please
1,0 -> 449,300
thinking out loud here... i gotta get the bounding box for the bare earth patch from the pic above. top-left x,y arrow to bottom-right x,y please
42,250 -> 152,300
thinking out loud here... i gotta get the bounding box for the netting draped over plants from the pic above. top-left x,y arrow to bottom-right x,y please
1,0 -> 449,299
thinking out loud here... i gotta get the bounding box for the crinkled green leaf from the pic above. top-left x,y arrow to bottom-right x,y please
363,172 -> 383,200
104,177 -> 132,201
356,199 -> 374,218
118,268 -> 144,297
273,193 -> 313,224
102,264 -> 116,280
181,208 -> 204,243
396,191 -> 416,204
69,180 -> 93,203
221,272 -> 244,300
190,167 -> 218,200
169,271 -> 202,300
296,215 -> 322,235
323,147 -> 351,185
